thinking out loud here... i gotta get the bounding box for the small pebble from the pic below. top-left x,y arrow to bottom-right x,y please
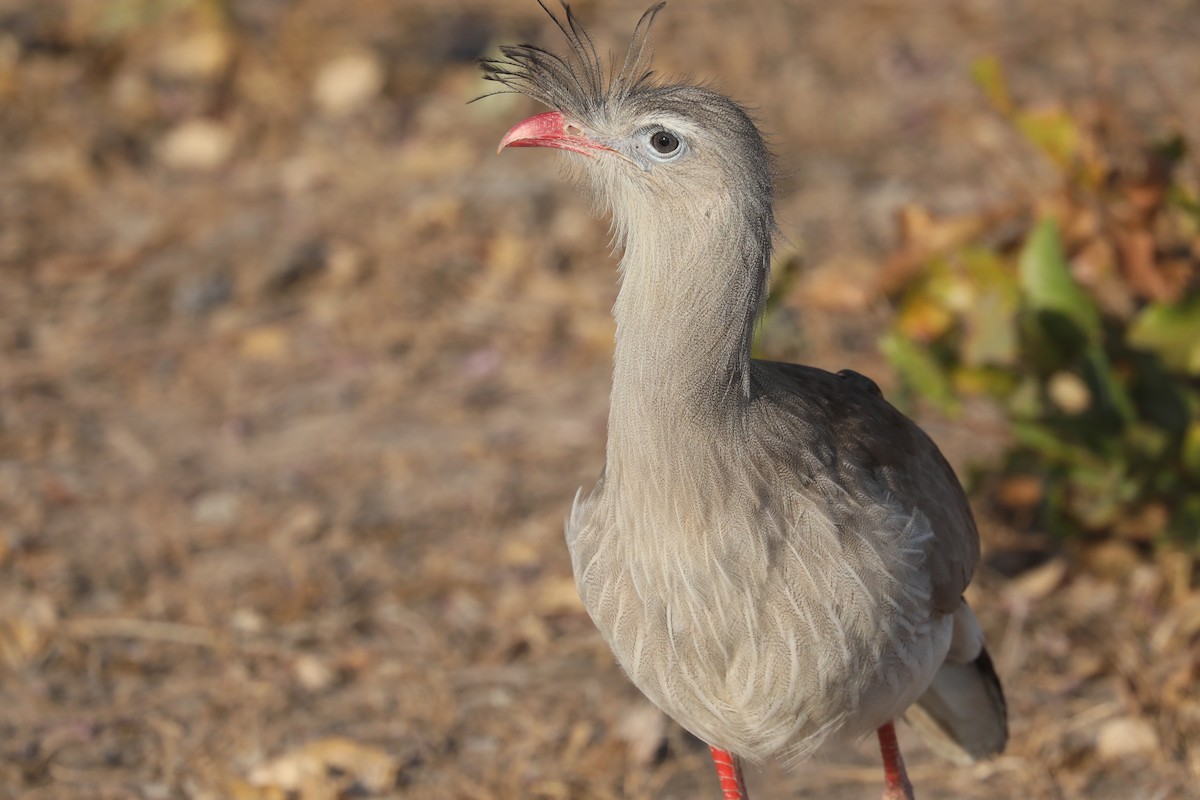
1095,717 -> 1160,760
158,119 -> 235,171
313,52 -> 384,117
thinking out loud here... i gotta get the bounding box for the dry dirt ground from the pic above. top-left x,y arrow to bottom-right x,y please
2,1 -> 1200,798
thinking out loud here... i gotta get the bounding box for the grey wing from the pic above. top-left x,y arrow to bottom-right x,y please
759,363 -> 980,614
852,399 -> 979,612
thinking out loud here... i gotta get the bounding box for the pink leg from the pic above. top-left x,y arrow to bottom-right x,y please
876,721 -> 915,800
709,745 -> 749,800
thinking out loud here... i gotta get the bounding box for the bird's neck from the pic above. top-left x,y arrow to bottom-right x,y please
606,206 -> 770,457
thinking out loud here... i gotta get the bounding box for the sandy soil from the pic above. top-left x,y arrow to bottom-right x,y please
2,1 -> 1199,798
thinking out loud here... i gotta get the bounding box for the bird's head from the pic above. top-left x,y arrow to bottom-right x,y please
479,2 -> 774,252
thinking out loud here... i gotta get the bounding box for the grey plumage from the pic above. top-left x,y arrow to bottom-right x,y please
483,1 -> 1006,790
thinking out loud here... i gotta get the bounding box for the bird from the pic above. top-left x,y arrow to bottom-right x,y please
479,3 -> 1008,798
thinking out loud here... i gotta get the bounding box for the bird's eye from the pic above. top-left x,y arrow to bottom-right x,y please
649,130 -> 680,155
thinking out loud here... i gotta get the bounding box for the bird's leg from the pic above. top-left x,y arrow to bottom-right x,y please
708,745 -> 749,800
876,721 -> 915,800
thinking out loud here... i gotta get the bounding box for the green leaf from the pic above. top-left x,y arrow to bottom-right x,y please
762,249 -> 804,316
1151,133 -> 1187,167
1018,218 -> 1102,341
1168,184 -> 1200,228
1183,421 -> 1200,477
895,291 -> 956,342
1173,497 -> 1200,542
958,247 -> 1019,366
1082,346 -> 1136,424
1065,467 -> 1126,530
1010,420 -> 1101,467
879,332 -> 959,414
1007,377 -> 1044,417
1015,107 -> 1083,171
954,366 -> 1018,397
1128,294 -> 1200,375
962,289 -> 1018,366
970,56 -> 1013,115
1123,422 -> 1170,461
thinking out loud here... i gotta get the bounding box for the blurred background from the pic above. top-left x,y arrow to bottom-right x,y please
1,0 -> 1198,798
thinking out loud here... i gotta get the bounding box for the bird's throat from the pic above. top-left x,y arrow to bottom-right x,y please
606,224 -> 768,459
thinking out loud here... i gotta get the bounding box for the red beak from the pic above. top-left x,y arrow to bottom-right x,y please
497,111 -> 610,157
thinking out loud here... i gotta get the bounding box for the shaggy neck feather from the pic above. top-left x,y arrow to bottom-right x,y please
605,196 -> 770,471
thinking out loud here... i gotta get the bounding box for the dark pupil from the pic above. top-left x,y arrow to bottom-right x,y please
651,131 -> 679,154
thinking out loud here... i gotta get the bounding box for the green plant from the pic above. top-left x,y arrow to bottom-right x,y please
882,58 -> 1200,543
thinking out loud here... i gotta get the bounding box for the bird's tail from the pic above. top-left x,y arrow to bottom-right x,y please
905,606 -> 1008,764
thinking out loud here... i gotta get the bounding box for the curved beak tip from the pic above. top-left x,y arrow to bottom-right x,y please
497,110 -> 566,153
496,111 -> 607,158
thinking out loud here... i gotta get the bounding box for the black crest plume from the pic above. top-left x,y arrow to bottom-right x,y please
477,1 -> 667,122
